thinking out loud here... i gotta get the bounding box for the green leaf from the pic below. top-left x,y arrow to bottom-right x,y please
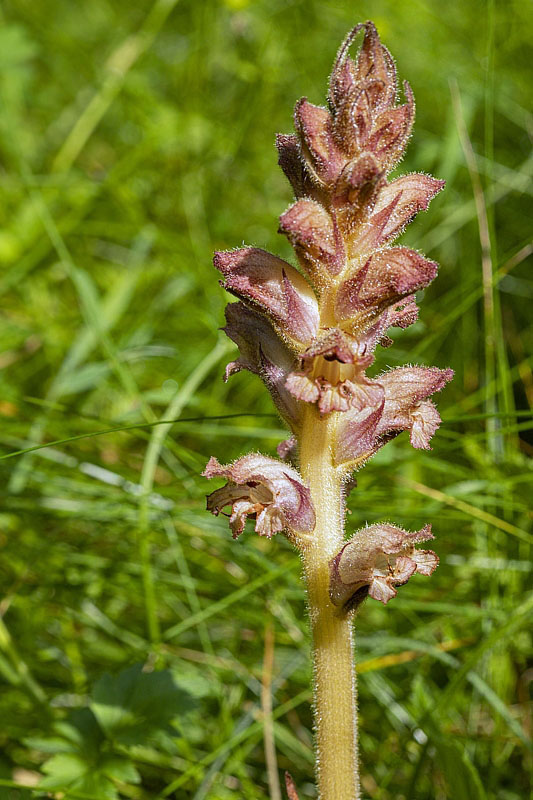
40,753 -> 89,787
53,708 -> 106,757
39,752 -> 138,799
90,663 -> 196,745
100,757 -> 141,784
435,739 -> 487,800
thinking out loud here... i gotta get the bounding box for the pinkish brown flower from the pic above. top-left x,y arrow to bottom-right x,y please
335,366 -> 453,465
279,198 -> 345,278
329,523 -> 438,610
203,454 -> 315,540
215,23 -> 449,424
276,133 -> 320,201
347,173 -> 445,258
285,328 -> 384,415
292,22 -> 414,194
375,366 -> 454,448
335,247 -> 438,334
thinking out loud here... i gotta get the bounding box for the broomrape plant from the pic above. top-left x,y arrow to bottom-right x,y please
204,22 -> 452,799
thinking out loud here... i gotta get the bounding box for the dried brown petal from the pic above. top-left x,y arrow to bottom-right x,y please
285,771 -> 300,800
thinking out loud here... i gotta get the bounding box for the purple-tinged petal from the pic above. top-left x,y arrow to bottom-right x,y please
334,399 -> 384,464
285,372 -> 320,405
409,400 -> 442,449
351,23 -> 397,105
277,435 -> 297,461
350,173 -> 445,256
367,81 -> 415,169
385,295 -> 420,330
335,152 -> 384,211
285,328 -> 382,416
294,99 -> 346,185
375,366 -> 454,449
336,366 -> 452,463
328,23 -> 364,110
335,247 -> 438,330
279,199 -> 345,277
378,365 -> 454,409
286,369 -> 383,416
204,454 -> 315,539
329,23 -> 396,110
329,53 -> 358,114
329,23 -> 398,154
329,522 -> 437,611
276,133 -> 318,200
223,302 -> 302,430
303,327 -> 365,364
215,247 -> 319,345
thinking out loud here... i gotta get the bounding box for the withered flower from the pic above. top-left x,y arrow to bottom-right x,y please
203,454 -> 315,540
329,523 -> 438,610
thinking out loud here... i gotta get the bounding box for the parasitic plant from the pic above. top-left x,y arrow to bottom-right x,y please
204,22 -> 452,800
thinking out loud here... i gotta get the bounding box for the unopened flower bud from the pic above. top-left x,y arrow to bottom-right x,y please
214,247 -> 319,345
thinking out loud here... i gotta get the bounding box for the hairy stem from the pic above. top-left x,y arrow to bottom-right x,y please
299,407 -> 359,800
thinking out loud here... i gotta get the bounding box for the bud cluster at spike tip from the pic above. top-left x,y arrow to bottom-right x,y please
204,21 -> 453,596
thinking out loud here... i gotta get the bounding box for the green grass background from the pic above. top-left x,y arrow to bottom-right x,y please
0,0 -> 531,798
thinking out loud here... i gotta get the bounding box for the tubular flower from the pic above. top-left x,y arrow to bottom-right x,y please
329,523 -> 438,611
203,454 -> 315,540
335,365 -> 454,466
285,328 -> 384,415
214,247 -> 319,346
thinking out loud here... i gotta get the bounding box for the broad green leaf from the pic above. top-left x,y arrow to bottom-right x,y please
90,663 -> 196,745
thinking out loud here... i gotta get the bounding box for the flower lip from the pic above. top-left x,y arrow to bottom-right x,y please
203,454 -> 315,540
335,365 -> 454,465
285,328 -> 382,416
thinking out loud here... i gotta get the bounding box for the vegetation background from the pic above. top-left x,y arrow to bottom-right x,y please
0,0 -> 531,798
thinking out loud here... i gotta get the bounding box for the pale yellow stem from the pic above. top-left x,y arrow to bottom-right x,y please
299,406 -> 359,800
